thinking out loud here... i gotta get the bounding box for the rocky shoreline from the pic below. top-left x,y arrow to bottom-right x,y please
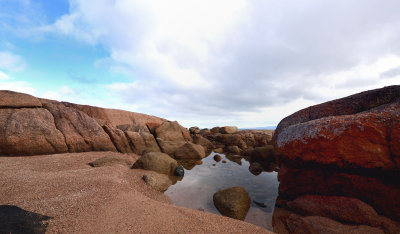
1,86 -> 400,233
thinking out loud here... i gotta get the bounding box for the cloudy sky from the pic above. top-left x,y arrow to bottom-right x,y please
0,0 -> 399,128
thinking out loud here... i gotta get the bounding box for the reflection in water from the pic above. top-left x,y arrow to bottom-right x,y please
165,152 -> 279,230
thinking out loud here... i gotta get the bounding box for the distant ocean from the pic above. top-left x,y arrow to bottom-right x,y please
239,126 -> 276,130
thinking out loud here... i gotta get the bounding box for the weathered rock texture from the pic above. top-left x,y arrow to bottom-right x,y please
0,108 -> 68,155
213,186 -> 251,220
272,85 -> 400,233
174,142 -> 206,160
0,90 -> 190,157
142,172 -> 173,192
197,128 -> 274,157
154,121 -> 192,155
131,152 -> 178,176
0,90 -> 42,108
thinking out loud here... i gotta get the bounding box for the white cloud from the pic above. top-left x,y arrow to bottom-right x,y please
43,0 -> 400,127
0,81 -> 35,95
0,70 -> 10,80
0,51 -> 26,72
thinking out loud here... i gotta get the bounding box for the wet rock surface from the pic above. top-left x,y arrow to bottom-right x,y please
174,165 -> 185,176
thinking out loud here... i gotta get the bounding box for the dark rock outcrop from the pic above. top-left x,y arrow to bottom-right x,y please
272,85 -> 400,233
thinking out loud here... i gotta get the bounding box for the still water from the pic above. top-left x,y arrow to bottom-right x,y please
165,152 -> 279,230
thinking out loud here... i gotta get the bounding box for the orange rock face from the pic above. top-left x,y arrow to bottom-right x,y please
0,91 -> 187,157
42,102 -> 117,153
0,108 -> 68,155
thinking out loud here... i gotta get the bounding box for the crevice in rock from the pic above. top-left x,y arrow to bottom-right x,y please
123,131 -> 137,153
146,124 -> 163,151
44,137 -> 57,153
0,106 -> 42,109
386,122 -> 397,170
102,125 -> 122,153
41,106 -> 70,152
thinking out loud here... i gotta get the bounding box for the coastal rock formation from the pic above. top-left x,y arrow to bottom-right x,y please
192,134 -> 213,155
272,85 -> 400,233
213,186 -> 251,220
103,124 -> 133,153
125,131 -> 161,155
174,142 -> 206,160
0,108 -> 68,155
196,127 -> 274,157
220,126 -> 238,134
42,101 -> 117,153
154,121 -> 192,155
189,126 -> 200,134
0,90 -> 191,157
131,152 -> 178,176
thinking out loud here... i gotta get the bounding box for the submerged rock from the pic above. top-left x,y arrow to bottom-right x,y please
213,186 -> 251,220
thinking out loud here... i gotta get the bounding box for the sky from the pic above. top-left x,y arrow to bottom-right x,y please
0,0 -> 399,128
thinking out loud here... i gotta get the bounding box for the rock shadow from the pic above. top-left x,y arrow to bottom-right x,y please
0,205 -> 51,234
